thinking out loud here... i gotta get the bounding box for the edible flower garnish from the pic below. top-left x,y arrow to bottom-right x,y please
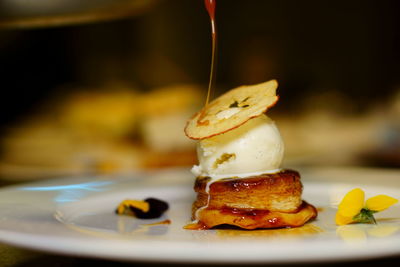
336,188 -> 398,226
116,198 -> 169,219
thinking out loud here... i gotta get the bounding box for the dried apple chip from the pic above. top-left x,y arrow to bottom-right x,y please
185,79 -> 278,140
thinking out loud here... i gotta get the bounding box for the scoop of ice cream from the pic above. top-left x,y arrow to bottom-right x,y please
193,114 -> 284,177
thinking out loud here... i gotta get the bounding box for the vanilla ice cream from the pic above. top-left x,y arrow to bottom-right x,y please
191,114 -> 284,179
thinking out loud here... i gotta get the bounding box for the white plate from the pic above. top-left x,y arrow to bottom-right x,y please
0,167 -> 399,263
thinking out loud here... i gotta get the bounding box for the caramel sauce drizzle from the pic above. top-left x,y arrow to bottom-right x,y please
204,0 -> 217,107
144,219 -> 171,226
197,0 -> 217,126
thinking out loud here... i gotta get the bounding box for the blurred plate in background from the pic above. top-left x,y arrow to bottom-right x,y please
0,0 -> 159,28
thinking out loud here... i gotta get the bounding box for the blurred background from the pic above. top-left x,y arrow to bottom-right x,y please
0,0 -> 399,182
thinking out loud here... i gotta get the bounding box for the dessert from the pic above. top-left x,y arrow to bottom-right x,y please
184,80 -> 317,229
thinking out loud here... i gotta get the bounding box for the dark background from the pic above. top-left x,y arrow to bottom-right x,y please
0,2 -> 400,264
0,0 -> 399,128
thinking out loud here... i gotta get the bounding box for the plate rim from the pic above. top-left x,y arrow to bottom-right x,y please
0,166 -> 399,263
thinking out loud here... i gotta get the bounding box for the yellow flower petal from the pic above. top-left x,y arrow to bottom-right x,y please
338,188 -> 365,217
335,212 -> 354,226
117,199 -> 150,214
365,195 -> 398,212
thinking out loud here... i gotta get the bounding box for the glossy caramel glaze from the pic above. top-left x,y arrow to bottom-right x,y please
188,170 -> 317,230
193,201 -> 317,230
193,170 -> 303,216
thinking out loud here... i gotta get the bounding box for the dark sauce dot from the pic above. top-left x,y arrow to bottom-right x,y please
129,198 -> 169,219
229,101 -> 239,108
241,97 -> 250,102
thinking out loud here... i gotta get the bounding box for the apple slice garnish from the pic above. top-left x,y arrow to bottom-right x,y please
185,79 -> 278,140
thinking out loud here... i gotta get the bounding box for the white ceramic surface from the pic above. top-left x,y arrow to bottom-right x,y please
0,167 -> 399,263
